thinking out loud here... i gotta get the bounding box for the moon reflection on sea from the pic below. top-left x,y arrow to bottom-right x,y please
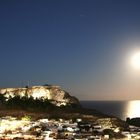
126,100 -> 140,119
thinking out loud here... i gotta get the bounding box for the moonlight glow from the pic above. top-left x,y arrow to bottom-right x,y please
131,52 -> 140,70
127,101 -> 140,118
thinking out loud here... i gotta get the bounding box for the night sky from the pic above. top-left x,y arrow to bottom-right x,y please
1,0 -> 140,100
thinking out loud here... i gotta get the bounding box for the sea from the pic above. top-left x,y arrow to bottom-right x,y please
80,100 -> 140,121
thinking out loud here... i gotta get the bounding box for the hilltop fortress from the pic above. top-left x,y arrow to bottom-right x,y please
0,86 -> 80,107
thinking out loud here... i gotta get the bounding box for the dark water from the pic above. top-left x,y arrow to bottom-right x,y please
80,100 -> 140,120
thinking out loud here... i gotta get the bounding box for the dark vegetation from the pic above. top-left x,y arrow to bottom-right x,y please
0,94 -> 56,111
0,94 -> 80,112
0,93 -> 107,120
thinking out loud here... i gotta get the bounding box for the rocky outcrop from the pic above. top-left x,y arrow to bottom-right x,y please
0,86 -> 80,107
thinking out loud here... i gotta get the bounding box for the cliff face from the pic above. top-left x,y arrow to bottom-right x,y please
0,86 -> 80,107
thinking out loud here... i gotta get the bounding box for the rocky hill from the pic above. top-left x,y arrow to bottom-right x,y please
0,86 -> 80,107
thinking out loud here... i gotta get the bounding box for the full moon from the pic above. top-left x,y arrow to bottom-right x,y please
131,52 -> 140,69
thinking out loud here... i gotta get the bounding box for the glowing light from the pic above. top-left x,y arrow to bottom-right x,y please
32,89 -> 49,99
131,52 -> 140,70
127,101 -> 140,118
114,128 -> 120,133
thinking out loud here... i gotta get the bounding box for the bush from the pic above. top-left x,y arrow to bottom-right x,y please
21,115 -> 32,121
